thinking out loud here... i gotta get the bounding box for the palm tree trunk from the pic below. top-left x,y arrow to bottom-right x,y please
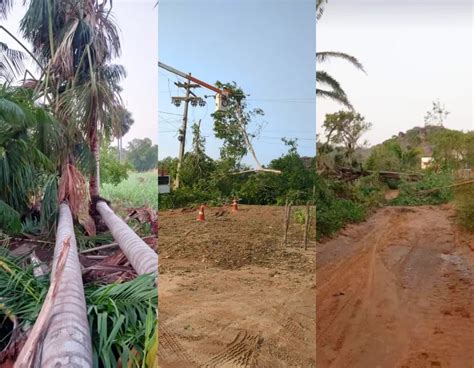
40,203 -> 92,367
89,129 -> 100,198
96,201 -> 158,275
88,96 -> 100,198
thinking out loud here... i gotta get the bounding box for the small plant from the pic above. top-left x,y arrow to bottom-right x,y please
293,208 -> 307,225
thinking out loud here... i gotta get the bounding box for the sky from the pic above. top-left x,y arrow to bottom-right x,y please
0,0 -> 158,146
317,0 -> 473,146
158,0 -> 316,166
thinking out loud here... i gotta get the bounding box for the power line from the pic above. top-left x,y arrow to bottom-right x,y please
158,111 -> 182,116
259,136 -> 316,141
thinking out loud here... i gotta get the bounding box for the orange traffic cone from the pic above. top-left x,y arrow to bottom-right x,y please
196,205 -> 205,221
231,198 -> 238,212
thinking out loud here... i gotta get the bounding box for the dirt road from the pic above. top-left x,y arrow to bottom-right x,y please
158,205 -> 316,367
317,205 -> 474,368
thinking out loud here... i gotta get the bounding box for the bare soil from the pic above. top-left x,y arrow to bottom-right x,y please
316,205 -> 474,368
158,205 -> 316,367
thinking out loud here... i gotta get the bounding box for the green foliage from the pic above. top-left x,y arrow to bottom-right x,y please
0,249 -> 157,367
85,274 -> 157,367
315,173 -> 387,239
159,148 -> 316,209
323,110 -> 371,167
431,129 -> 471,171
293,208 -> 307,226
211,82 -> 264,164
454,183 -> 474,232
101,171 -> 158,210
0,87 -> 58,215
76,230 -> 114,251
352,174 -> 386,208
39,173 -> 59,236
317,197 -> 366,238
366,139 -> 421,172
0,200 -> 21,234
126,138 -> 158,172
390,171 -> 454,206
100,145 -> 130,185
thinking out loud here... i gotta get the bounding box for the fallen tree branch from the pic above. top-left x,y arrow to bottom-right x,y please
15,236 -> 71,368
418,179 -> 474,194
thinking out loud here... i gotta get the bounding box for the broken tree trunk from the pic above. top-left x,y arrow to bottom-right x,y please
15,235 -> 71,367
39,203 -> 93,367
96,201 -> 158,275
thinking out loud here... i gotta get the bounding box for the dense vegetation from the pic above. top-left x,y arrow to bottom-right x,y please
316,108 -> 474,238
158,141 -> 316,210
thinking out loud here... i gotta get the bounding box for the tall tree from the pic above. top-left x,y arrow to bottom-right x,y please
212,81 -> 264,167
323,110 -> 371,166
127,138 -> 157,172
19,0 -> 126,203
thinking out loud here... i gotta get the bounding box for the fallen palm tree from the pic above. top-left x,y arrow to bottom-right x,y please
1,204 -> 157,366
96,200 -> 158,275
38,203 -> 93,366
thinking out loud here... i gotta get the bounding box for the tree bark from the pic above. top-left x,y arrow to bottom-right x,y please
96,201 -> 158,275
40,203 -> 93,367
88,97 -> 100,198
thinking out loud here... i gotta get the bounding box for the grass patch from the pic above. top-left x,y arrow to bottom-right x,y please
101,171 -> 157,210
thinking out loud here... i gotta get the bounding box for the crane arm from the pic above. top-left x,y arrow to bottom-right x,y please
158,61 -> 228,96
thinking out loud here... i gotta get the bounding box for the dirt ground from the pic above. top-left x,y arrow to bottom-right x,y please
158,205 -> 316,367
316,205 -> 474,368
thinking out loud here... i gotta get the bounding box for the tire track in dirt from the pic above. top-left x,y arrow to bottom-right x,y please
316,205 -> 474,368
159,324 -> 197,367
317,210 -> 406,344
201,331 -> 263,368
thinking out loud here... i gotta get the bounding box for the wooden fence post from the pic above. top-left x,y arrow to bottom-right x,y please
303,202 -> 310,250
283,200 -> 292,246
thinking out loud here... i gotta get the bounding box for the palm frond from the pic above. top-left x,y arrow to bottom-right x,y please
317,51 -> 366,73
0,251 -> 157,367
0,0 -> 13,19
316,88 -> 354,110
0,41 -> 25,82
85,274 -> 157,367
316,70 -> 346,95
316,0 -> 328,20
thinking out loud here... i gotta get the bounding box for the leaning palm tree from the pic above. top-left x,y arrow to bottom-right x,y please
96,200 -> 158,275
40,203 -> 93,366
316,52 -> 366,110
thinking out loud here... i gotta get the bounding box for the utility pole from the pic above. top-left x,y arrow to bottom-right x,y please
173,80 -> 205,189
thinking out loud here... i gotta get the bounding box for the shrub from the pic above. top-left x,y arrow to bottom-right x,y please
317,198 -> 366,238
454,183 -> 474,232
390,171 -> 454,206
